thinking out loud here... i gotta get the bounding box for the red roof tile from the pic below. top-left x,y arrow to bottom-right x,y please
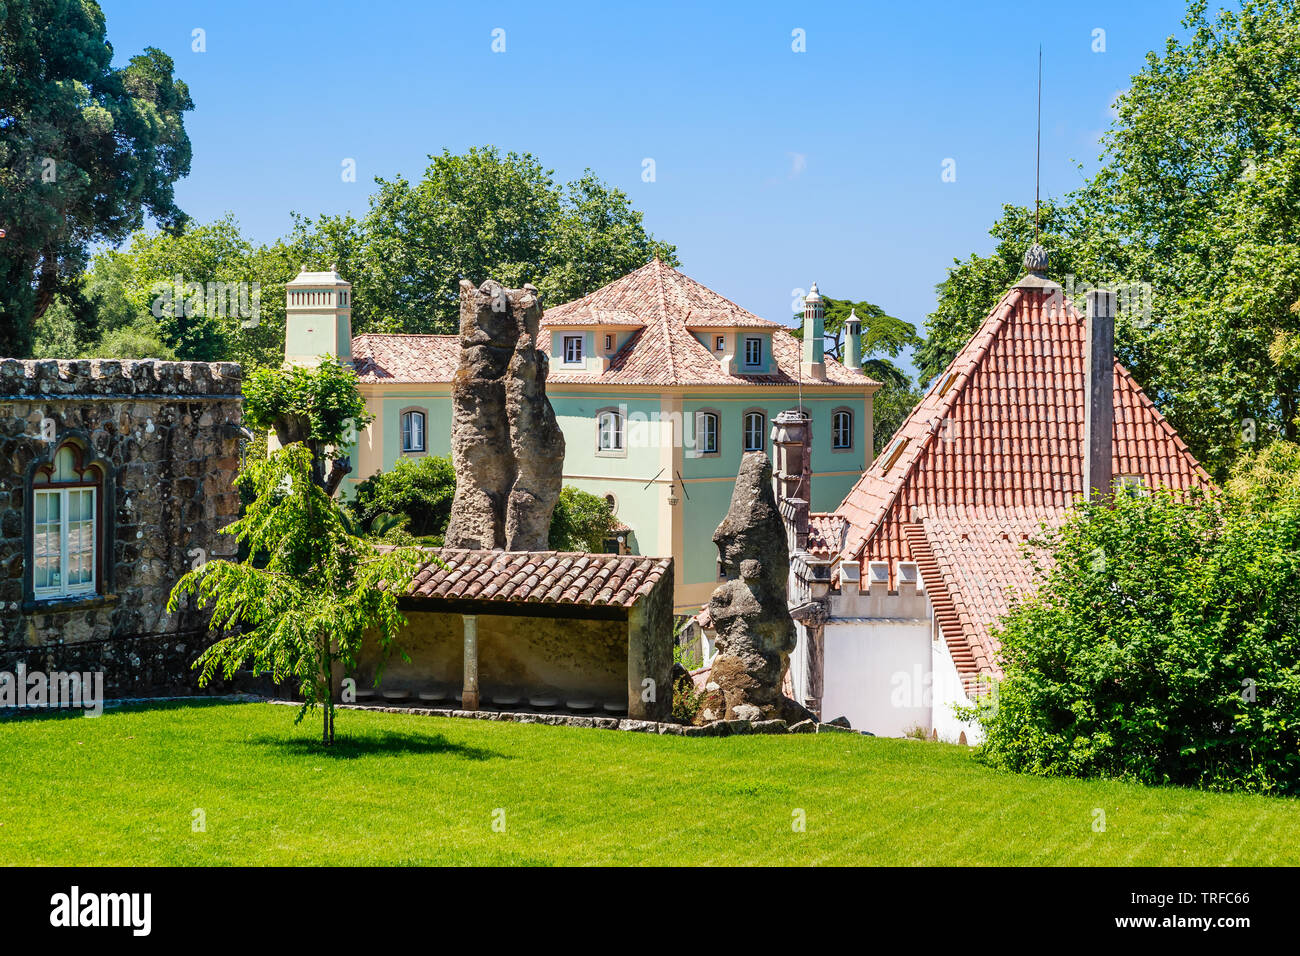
831,283 -> 1215,679
408,549 -> 671,609
350,260 -> 877,389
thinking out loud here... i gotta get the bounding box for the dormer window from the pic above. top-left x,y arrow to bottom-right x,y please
715,335 -> 725,352
563,334 -> 584,365
744,336 -> 763,367
604,334 -> 613,351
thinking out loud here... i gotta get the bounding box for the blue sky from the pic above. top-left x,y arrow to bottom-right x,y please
101,0 -> 1213,376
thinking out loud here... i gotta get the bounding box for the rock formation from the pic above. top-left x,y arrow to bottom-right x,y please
705,451 -> 810,723
444,279 -> 564,551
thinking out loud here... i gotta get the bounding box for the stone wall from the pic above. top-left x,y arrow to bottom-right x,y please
0,359 -> 243,696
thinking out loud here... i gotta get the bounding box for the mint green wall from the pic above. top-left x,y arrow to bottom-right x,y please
370,394 -> 453,480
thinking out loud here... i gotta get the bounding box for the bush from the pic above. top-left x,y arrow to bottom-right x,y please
974,489 -> 1300,795
350,455 -> 456,539
548,486 -> 619,552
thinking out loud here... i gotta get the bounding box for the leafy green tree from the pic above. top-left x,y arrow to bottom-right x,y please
0,0 -> 192,356
348,456 -> 619,552
350,455 -> 457,541
922,1 -> 1300,479
972,489 -> 1300,794
548,486 -> 620,552
336,146 -> 678,335
1225,439 -> 1300,510
168,444 -> 425,745
243,360 -> 373,494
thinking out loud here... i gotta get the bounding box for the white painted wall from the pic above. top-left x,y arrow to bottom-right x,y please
821,619 -> 932,736
931,635 -> 983,744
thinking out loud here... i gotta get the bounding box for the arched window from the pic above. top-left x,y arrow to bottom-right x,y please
30,440 -> 103,599
832,408 -> 853,450
401,409 -> 426,453
695,410 -> 719,455
596,407 -> 625,456
743,410 -> 766,453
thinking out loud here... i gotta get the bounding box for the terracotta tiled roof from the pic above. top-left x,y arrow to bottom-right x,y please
807,513 -> 846,559
543,260 -> 875,387
408,549 -> 671,608
351,261 -> 878,389
830,282 -> 1215,680
351,333 -> 459,384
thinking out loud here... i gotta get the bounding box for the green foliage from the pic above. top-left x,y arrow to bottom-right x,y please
350,455 -> 457,540
672,675 -> 704,725
974,489 -> 1300,794
1225,439 -> 1300,510
348,458 -> 617,552
167,444 -> 426,745
921,1 -> 1300,479
345,146 -> 678,335
548,485 -> 619,552
0,0 -> 192,355
244,359 -> 371,454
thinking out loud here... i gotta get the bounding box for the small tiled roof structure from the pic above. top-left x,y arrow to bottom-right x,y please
349,260 -> 878,389
408,549 -> 671,608
829,279 -> 1215,689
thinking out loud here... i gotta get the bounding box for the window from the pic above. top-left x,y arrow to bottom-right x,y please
744,336 -> 763,367
563,334 -> 584,364
715,335 -> 725,352
880,436 -> 909,472
1117,474 -> 1147,497
743,410 -> 766,452
401,409 -> 426,453
832,409 -> 853,450
596,408 -> 625,455
695,411 -> 719,455
604,334 -> 613,351
30,441 -> 102,600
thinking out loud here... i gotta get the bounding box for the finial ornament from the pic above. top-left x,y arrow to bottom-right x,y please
846,307 -> 860,327
806,281 -> 821,303
300,264 -> 307,273
1023,243 -> 1049,274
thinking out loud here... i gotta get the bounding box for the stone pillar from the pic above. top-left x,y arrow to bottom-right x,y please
461,614 -> 479,711
627,571 -> 673,722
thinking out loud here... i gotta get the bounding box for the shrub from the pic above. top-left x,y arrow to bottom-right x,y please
349,455 -> 456,538
974,489 -> 1300,795
548,486 -> 619,552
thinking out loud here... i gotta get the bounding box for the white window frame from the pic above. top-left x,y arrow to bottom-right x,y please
695,410 -> 720,456
401,409 -> 427,453
32,486 -> 97,599
1117,474 -> 1147,497
744,336 -> 763,367
563,334 -> 584,365
715,335 -> 725,352
832,408 -> 853,450
743,410 -> 766,453
596,407 -> 626,456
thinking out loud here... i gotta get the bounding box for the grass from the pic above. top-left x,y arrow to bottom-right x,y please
1,700 -> 1297,865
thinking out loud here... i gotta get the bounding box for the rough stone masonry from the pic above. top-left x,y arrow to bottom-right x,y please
444,279 -> 565,551
0,359 -> 243,696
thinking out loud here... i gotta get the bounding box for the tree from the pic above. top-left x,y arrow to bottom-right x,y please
548,486 -> 620,552
920,1 -> 1300,479
971,488 -> 1300,794
243,360 -> 373,495
348,456 -> 619,552
168,444 -> 425,745
0,0 -> 192,356
337,146 -> 678,335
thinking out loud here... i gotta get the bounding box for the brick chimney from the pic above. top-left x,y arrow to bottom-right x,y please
1083,289 -> 1115,501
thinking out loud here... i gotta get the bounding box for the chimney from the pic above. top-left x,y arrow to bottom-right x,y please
1083,289 -> 1115,501
801,282 -> 827,381
843,308 -> 862,371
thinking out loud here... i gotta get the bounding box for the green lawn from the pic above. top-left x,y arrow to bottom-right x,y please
1,700 -> 1296,865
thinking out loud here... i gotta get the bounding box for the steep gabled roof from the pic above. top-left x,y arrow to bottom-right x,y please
831,282 -> 1215,682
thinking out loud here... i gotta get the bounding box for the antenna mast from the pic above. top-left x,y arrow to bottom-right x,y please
1035,44 -> 1042,243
